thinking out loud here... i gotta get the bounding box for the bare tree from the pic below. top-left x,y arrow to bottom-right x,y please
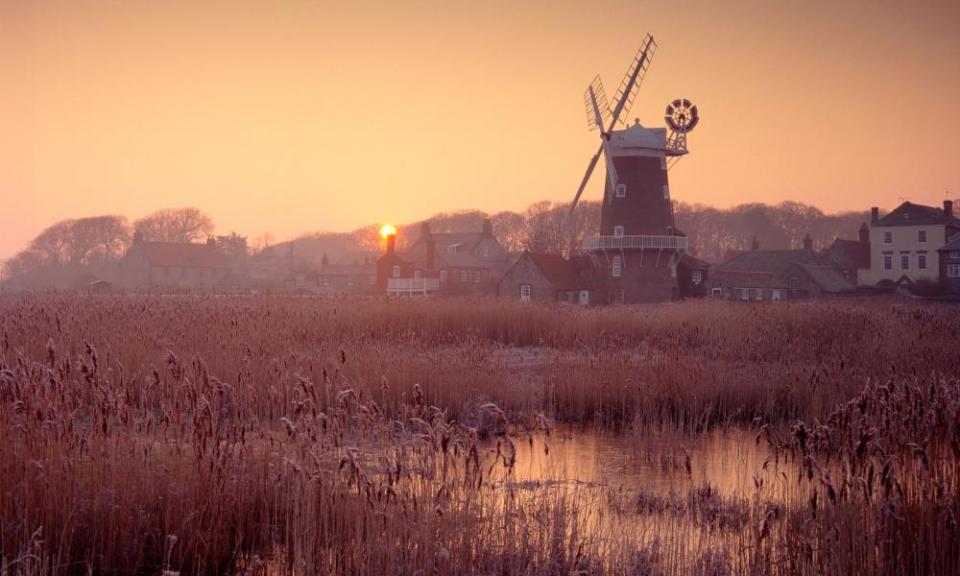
134,208 -> 214,243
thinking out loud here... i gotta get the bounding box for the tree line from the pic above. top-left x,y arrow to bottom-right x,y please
5,198 -> 950,289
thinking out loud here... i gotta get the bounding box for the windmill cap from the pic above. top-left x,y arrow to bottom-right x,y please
610,123 -> 667,154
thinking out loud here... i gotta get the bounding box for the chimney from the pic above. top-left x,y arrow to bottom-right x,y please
945,200 -> 954,220
750,236 -> 759,251
871,207 -> 879,223
386,234 -> 396,254
802,233 -> 813,251
482,217 -> 494,237
859,222 -> 869,243
426,236 -> 436,269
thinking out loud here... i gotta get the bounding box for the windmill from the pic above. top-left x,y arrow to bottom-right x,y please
567,34 -> 698,221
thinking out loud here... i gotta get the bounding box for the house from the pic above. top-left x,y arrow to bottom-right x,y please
826,223 -> 871,285
708,235 -> 855,301
121,234 -> 231,291
676,253 -> 711,298
498,252 -> 595,304
317,259 -> 376,295
377,219 -> 512,296
864,201 -> 959,287
938,233 -> 960,295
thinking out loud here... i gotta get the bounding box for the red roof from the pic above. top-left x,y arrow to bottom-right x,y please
132,241 -> 229,268
527,252 -> 583,290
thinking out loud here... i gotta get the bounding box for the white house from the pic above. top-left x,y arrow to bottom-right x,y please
865,201 -> 959,286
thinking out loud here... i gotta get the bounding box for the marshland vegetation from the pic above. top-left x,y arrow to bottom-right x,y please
1,295 -> 958,575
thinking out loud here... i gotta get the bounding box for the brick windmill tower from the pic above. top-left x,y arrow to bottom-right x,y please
567,35 -> 699,303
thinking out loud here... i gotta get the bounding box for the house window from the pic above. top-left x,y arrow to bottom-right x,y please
615,183 -> 626,198
611,289 -> 625,305
883,231 -> 893,244
440,270 -> 448,283
519,284 -> 531,301
692,270 -> 703,284
612,256 -> 622,277
414,270 -> 422,279
772,289 -> 782,301
753,288 -> 763,301
951,251 -> 960,260
447,243 -> 461,253
392,265 -> 401,278
883,253 -> 892,270
740,288 -> 750,301
918,252 -> 927,270
918,230 -> 927,243
789,277 -> 800,290
614,225 -> 624,238
949,264 -> 960,278
900,253 -> 910,270
460,270 -> 468,282
579,290 -> 590,305
662,185 -> 670,199
711,287 -> 722,297
480,246 -> 489,258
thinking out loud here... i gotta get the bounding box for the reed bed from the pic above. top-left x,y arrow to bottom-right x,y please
0,294 -> 957,575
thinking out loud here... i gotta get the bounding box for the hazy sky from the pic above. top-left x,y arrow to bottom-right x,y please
2,0 -> 958,259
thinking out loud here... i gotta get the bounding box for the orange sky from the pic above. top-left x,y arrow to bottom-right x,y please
2,0 -> 958,260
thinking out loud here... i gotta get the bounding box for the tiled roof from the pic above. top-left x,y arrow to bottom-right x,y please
679,253 -> 710,270
827,238 -> 870,270
527,252 -> 583,291
795,264 -> 855,293
710,269 -> 790,289
876,201 -> 959,227
939,233 -> 960,252
720,248 -> 834,273
132,241 -> 228,268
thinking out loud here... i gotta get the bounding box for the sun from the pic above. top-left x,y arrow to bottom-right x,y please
379,224 -> 397,239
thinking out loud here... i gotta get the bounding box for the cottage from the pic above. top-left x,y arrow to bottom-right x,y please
377,219 -> 512,296
826,223 -> 871,285
864,201 -> 959,287
498,252 -> 595,304
708,235 -> 854,300
938,233 -> 960,295
121,235 -> 230,290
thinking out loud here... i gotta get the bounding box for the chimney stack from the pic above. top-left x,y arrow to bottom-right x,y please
945,200 -> 954,220
871,207 -> 879,223
482,217 -> 494,237
386,234 -> 396,254
802,233 -> 813,251
859,222 -> 869,243
420,221 -> 435,269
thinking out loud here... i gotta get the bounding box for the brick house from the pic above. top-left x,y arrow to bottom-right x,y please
377,219 -> 512,296
708,235 -> 855,301
121,235 -> 230,290
938,233 -> 960,295
498,252 -> 596,304
826,223 -> 871,285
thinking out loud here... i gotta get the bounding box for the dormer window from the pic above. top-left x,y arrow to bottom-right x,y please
391,265 -> 401,278
615,183 -> 626,198
614,225 -> 624,238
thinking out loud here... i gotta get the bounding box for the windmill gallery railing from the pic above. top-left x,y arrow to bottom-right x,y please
583,234 -> 688,251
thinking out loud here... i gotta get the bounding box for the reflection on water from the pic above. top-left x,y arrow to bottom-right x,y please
498,426 -> 798,503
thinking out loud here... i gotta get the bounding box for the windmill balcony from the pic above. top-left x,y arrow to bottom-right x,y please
387,277 -> 441,296
583,234 -> 688,251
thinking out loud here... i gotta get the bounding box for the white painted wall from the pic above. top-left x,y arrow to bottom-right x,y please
867,224 -> 945,284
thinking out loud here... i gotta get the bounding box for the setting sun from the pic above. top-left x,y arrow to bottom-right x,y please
379,224 -> 397,239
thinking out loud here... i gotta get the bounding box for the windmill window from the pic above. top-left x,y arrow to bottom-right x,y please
918,230 -> 927,243
391,265 -> 401,278
663,185 -> 670,199
615,183 -> 626,198
614,226 -> 624,238
612,256 -> 623,277
519,284 -> 531,301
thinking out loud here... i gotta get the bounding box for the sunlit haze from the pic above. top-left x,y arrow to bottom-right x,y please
2,0 -> 958,259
